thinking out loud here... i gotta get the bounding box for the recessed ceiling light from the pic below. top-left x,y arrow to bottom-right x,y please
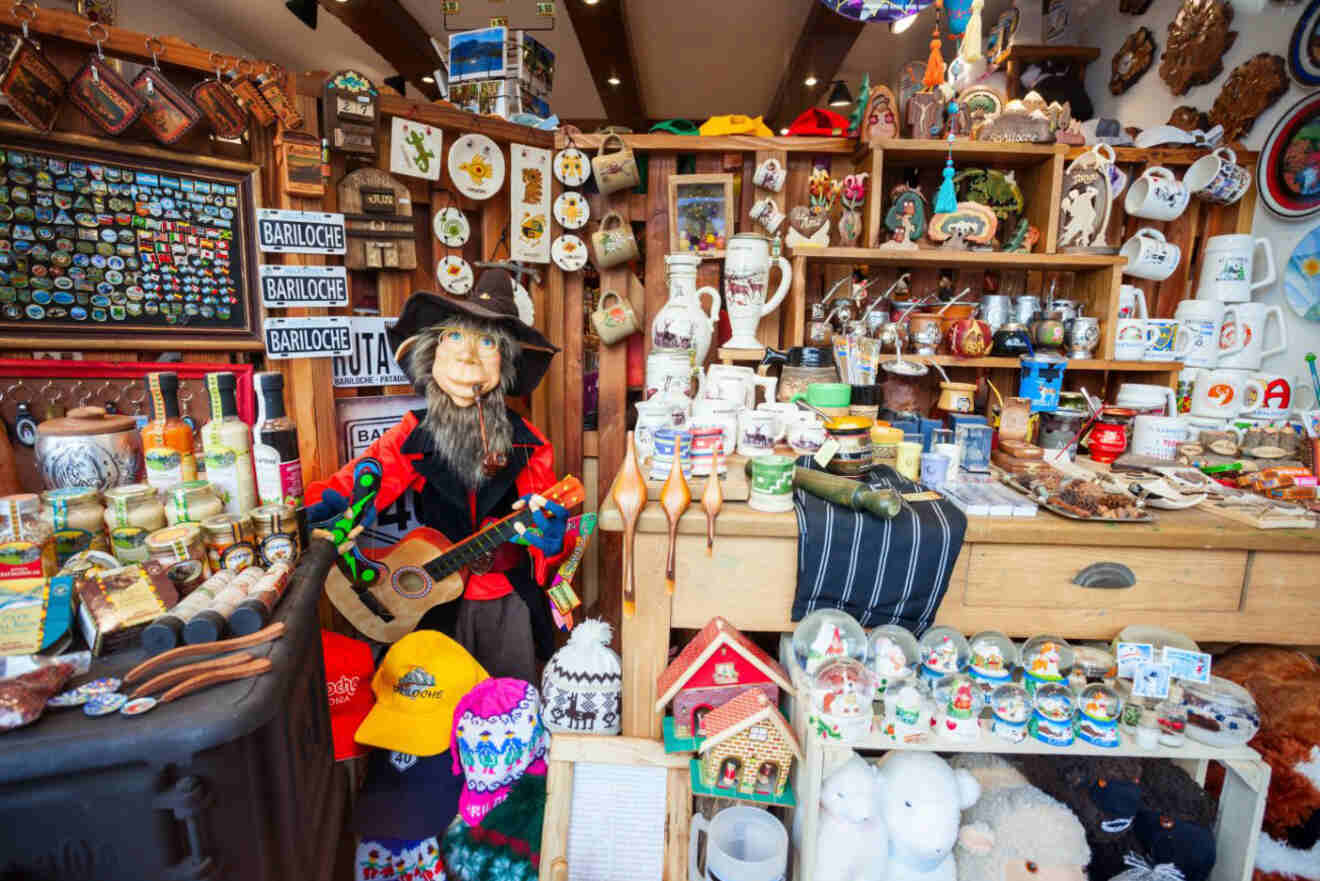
804,75 -> 818,87
779,128 -> 789,135
584,0 -> 600,5
607,75 -> 621,86
421,75 -> 435,84
891,11 -> 918,33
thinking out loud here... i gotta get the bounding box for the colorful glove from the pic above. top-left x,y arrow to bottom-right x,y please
305,489 -> 377,531
514,494 -> 569,555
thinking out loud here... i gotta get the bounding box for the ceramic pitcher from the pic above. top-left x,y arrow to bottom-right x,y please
653,253 -> 721,364
723,234 -> 792,349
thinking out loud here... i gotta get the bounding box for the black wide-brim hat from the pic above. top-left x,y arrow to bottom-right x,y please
388,269 -> 559,398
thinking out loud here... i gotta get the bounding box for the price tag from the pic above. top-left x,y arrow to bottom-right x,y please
813,439 -> 840,469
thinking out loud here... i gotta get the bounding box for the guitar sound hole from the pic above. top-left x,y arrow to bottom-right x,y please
391,566 -> 433,599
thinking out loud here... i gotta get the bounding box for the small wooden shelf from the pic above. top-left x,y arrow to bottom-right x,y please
877,355 -> 1182,372
865,138 -> 1063,167
1004,44 -> 1101,64
788,247 -> 1124,270
1066,145 -> 1260,166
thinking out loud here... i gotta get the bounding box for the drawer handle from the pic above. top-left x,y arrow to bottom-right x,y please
1073,562 -> 1136,589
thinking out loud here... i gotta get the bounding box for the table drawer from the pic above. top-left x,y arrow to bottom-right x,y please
961,544 -> 1248,612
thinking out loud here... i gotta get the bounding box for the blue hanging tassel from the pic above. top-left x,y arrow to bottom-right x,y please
934,155 -> 958,214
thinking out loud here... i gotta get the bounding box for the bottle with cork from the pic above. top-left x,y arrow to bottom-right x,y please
201,372 -> 257,515
252,372 -> 303,508
141,372 -> 197,494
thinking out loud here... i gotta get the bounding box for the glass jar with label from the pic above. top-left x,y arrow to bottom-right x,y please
103,483 -> 166,564
39,486 -> 107,568
146,523 -> 205,570
165,480 -> 225,526
250,503 -> 299,566
202,513 -> 257,572
0,493 -> 54,578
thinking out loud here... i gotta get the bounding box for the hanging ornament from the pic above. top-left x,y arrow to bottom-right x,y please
945,0 -> 973,34
934,138 -> 958,214
961,0 -> 984,62
924,1 -> 948,89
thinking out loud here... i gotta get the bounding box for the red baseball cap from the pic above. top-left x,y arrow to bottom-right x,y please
322,630 -> 375,762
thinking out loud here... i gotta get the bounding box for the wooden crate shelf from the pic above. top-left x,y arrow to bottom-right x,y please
877,355 -> 1181,372
787,247 -> 1124,269
864,139 -> 1063,167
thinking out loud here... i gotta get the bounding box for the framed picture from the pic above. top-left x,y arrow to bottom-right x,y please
668,173 -> 734,258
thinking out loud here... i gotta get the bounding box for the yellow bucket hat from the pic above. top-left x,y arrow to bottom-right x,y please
354,630 -> 489,756
700,114 -> 774,137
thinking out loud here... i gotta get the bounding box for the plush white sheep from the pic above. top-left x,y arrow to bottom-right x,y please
875,751 -> 983,881
814,753 -> 890,881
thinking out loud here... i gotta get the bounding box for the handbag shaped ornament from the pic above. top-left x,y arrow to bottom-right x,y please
228,73 -> 276,127
256,72 -> 303,129
68,54 -> 146,136
131,68 -> 203,145
191,76 -> 247,139
591,134 -> 639,195
0,38 -> 67,132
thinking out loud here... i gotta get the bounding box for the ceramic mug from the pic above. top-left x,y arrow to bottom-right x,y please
634,397 -> 688,459
738,410 -> 778,458
752,158 -> 786,193
1124,166 -> 1190,221
1114,317 -> 1147,361
589,290 -> 640,345
1184,147 -> 1251,205
1218,302 -> 1288,370
707,364 -> 777,409
692,397 -> 743,456
756,401 -> 798,443
1243,373 -> 1317,421
1174,299 -> 1244,369
786,412 -> 827,455
1143,318 -> 1193,362
1118,285 -> 1149,320
1190,369 -> 1266,420
1194,234 -> 1276,303
1115,382 -> 1178,416
689,806 -> 788,881
1131,415 -> 1191,461
645,349 -> 700,400
591,210 -> 639,268
1121,228 -> 1181,281
750,197 -> 785,234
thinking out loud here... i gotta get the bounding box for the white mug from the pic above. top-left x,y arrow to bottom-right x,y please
1131,415 -> 1191,460
634,398 -> 688,459
1174,299 -> 1244,369
1125,166 -> 1190,221
1218,302 -> 1288,370
1122,228 -> 1181,281
757,401 -> 799,443
786,412 -> 827,455
645,349 -> 700,400
1143,318 -> 1194,362
738,410 -> 779,457
752,158 -> 786,193
1115,382 -> 1178,416
1114,317 -> 1147,360
689,807 -> 788,881
692,397 -> 743,456
707,364 -> 777,409
1195,234 -> 1276,303
1184,147 -> 1251,205
1243,372 -> 1317,421
1191,369 -> 1266,420
1118,285 -> 1149,320
750,197 -> 785,235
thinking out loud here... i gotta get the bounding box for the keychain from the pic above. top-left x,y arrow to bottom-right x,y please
228,58 -> 276,127
130,37 -> 202,145
67,22 -> 146,135
256,63 -> 303,129
190,52 -> 246,139
0,0 -> 67,132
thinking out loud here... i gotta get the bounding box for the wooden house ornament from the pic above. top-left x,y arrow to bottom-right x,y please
698,690 -> 802,798
276,129 -> 325,198
322,69 -> 378,156
337,168 -> 417,270
655,616 -> 794,739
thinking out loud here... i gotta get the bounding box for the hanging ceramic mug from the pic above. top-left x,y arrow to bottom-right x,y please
1125,166 -> 1190,221
645,349 -> 699,400
590,290 -> 640,345
1184,147 -> 1251,205
1190,369 -> 1266,420
1173,299 -> 1244,369
591,134 -> 640,195
592,211 -> 639,268
752,158 -> 786,193
1143,318 -> 1193,362
750,197 -> 785,234
1194,234 -> 1276,303
1121,228 -> 1181,281
1118,285 -> 1149,320
1218,302 -> 1288,370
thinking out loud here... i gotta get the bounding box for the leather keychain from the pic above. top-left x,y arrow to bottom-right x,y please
256,63 -> 303,130
190,52 -> 247,140
131,36 -> 202,145
67,22 -> 146,135
228,58 -> 276,127
0,0 -> 67,132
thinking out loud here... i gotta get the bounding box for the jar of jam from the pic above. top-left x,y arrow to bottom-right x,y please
250,504 -> 299,566
39,486 -> 107,567
103,483 -> 166,564
202,513 -> 256,572
165,480 -> 225,526
146,523 -> 205,569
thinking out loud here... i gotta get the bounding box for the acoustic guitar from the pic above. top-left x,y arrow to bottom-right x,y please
324,475 -> 585,643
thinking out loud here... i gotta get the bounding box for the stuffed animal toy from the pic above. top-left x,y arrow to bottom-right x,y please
874,751 -> 982,881
1212,646 -> 1320,881
952,755 -> 1090,881
814,753 -> 890,881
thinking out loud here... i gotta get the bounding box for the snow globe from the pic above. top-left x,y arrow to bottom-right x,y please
919,626 -> 970,682
809,657 -> 876,744
1020,634 -> 1075,697
879,678 -> 932,745
933,673 -> 983,742
868,624 -> 920,695
792,609 -> 867,678
1073,644 -> 1117,682
1181,676 -> 1260,747
1028,681 -> 1076,747
990,682 -> 1030,743
968,630 -> 1017,696
1075,683 -> 1122,747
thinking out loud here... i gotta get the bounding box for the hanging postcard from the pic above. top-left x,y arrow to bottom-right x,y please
510,143 -> 550,263
389,116 -> 442,182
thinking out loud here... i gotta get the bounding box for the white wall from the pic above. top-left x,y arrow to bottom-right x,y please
1081,0 -> 1318,388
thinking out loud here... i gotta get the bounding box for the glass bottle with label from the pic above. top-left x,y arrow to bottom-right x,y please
253,372 -> 303,507
201,372 -> 257,515
141,372 -> 197,494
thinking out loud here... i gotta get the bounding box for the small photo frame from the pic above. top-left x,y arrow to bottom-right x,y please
669,173 -> 734,258
1131,660 -> 1172,700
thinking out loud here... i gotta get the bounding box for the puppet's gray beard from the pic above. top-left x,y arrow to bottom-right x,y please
421,380 -> 513,490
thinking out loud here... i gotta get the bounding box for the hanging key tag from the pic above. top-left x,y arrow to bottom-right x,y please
68,22 -> 146,135
0,0 -> 68,132
256,63 -> 303,129
190,52 -> 246,139
130,36 -> 202,145
228,58 -> 276,127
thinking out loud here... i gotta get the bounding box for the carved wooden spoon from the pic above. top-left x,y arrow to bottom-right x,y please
660,445 -> 691,595
702,449 -> 723,556
612,432 -> 647,618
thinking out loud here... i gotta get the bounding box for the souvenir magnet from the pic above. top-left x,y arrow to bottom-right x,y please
68,28 -> 147,136
83,692 -> 126,716
120,696 -> 158,716
0,9 -> 67,133
131,40 -> 202,145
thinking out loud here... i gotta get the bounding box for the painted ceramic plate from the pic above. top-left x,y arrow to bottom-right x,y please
120,696 -> 158,716
447,134 -> 505,200
820,0 -> 932,22
1289,0 -> 1320,87
552,234 -> 588,271
433,206 -> 471,247
1284,224 -> 1320,321
1258,91 -> 1320,220
437,255 -> 474,294
83,692 -> 126,716
513,280 -> 535,325
553,147 -> 591,186
553,191 -> 590,230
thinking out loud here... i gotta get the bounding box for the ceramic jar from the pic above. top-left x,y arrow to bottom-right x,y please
948,317 -> 992,357
723,234 -> 792,349
824,415 -> 874,479
34,406 -> 142,491
1087,408 -> 1132,463
654,253 -> 721,363
1032,316 -> 1066,350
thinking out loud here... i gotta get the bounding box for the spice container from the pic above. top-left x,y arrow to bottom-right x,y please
165,480 -> 225,526
39,487 -> 107,567
202,513 -> 256,572
184,566 -> 266,644
141,569 -> 235,655
228,562 -> 292,636
250,504 -> 299,566
103,484 -> 166,564
871,425 -> 903,468
141,372 -> 197,493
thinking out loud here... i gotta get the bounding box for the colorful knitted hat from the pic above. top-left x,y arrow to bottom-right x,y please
541,619 -> 622,735
450,678 -> 549,824
443,773 -> 546,881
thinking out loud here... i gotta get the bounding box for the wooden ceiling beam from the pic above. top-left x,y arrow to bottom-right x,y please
563,0 -> 647,131
765,3 -> 865,132
319,0 -> 442,100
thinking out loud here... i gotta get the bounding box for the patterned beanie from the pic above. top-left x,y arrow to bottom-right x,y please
450,678 -> 549,824
541,619 -> 622,735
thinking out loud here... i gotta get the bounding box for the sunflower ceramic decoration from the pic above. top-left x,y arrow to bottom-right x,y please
448,134 -> 506,200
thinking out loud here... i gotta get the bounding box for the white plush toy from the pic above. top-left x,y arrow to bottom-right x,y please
874,751 -> 982,881
813,754 -> 890,881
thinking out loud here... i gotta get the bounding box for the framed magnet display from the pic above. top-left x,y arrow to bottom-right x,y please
275,129 -> 324,198
0,129 -> 261,348
1258,90 -> 1320,220
337,167 -> 416,270
668,173 -> 734,258
322,70 -> 379,156
1290,0 -> 1320,87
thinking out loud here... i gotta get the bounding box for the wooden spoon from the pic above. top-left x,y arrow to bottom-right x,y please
702,449 -> 723,556
611,432 -> 647,618
660,445 -> 691,595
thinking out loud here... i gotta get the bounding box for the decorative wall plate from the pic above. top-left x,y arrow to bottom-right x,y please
553,191 -> 589,229
1159,0 -> 1236,96
553,147 -> 590,186
816,0 -> 933,22
1284,225 -> 1320,320
1259,91 -> 1320,220
447,134 -> 505,200
433,206 -> 470,247
1289,0 -> 1320,87
437,255 -> 474,294
552,233 -> 588,271
1209,53 -> 1289,143
1111,28 -> 1156,95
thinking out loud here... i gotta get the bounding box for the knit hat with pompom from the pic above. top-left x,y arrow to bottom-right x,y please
540,619 -> 622,735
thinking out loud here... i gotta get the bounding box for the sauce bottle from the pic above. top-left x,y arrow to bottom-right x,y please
141,372 -> 197,493
253,372 -> 303,507
202,372 -> 257,515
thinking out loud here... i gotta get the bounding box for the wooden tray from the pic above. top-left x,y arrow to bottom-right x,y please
999,474 -> 1155,523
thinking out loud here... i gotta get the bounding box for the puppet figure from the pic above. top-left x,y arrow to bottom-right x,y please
306,270 -> 568,681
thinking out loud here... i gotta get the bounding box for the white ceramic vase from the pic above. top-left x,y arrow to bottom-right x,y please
723,234 -> 792,350
653,254 -> 721,364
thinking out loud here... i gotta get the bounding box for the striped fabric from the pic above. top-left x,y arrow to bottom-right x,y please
791,460 -> 968,634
